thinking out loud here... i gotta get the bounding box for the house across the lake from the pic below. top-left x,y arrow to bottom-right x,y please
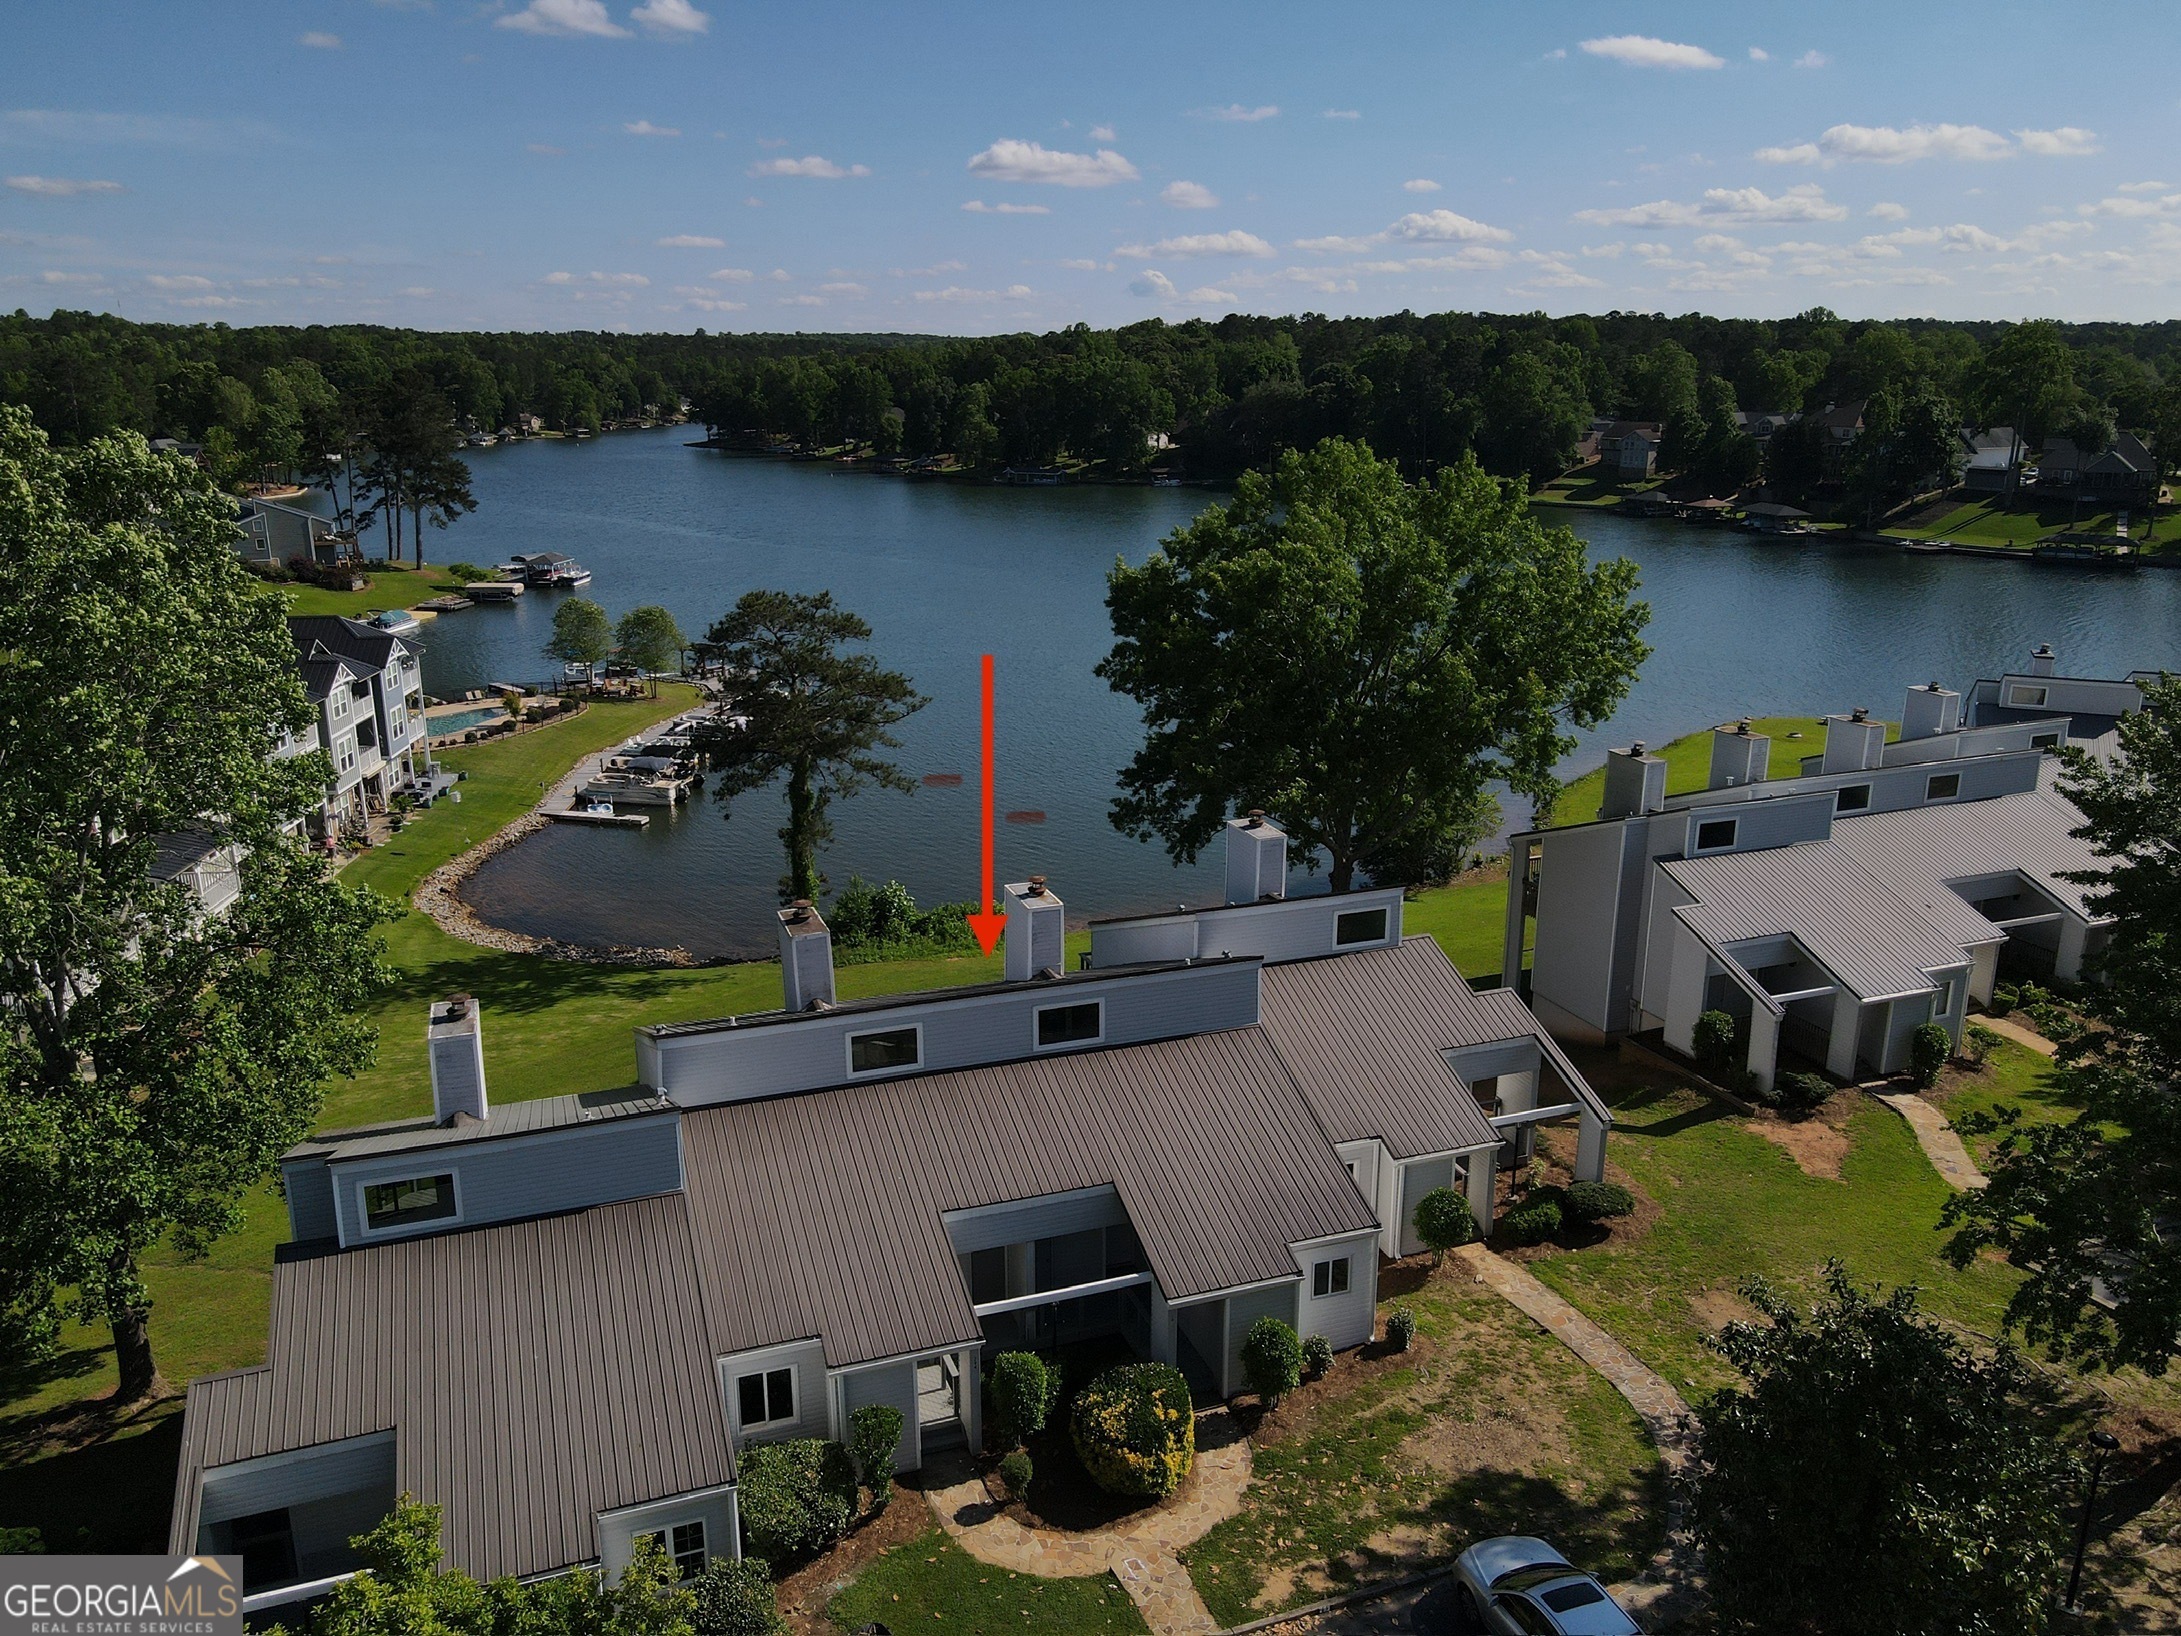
169,821 -> 1610,1610
1505,648 -> 2145,1096
235,498 -> 344,569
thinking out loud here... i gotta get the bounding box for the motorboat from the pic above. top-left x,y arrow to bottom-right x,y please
368,608 -> 422,636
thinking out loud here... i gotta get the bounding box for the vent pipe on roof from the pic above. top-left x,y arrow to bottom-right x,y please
778,899 -> 837,1013
1900,681 -> 1961,741
1224,810 -> 1289,904
1601,743 -> 1668,820
1708,720 -> 1769,790
1004,876 -> 1066,981
2029,642 -> 2058,678
428,995 -> 488,1126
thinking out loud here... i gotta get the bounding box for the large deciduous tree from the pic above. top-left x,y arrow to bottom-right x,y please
615,605 -> 686,696
1943,676 -> 2181,1373
546,597 -> 614,679
691,591 -> 925,904
1690,1265 -> 2072,1636
1098,438 -> 1650,891
0,408 -> 390,1398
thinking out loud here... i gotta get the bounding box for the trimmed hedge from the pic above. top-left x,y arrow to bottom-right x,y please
1070,1362 -> 1195,1497
1301,1332 -> 1334,1379
1910,1022 -> 1952,1089
987,1351 -> 1060,1449
1778,1071 -> 1833,1113
1385,1305 -> 1416,1352
1501,1189 -> 1565,1246
1240,1315 -> 1302,1409
736,1439 -> 858,1563
848,1403 -> 903,1508
1693,1008 -> 1742,1081
1412,1185 -> 1478,1263
692,1557 -> 782,1636
1565,1180 -> 1636,1223
997,1448 -> 1034,1500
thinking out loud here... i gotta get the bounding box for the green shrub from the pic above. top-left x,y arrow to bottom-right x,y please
1240,1315 -> 1303,1409
848,1403 -> 904,1508
1412,1185 -> 1478,1264
1070,1362 -> 1195,1497
691,1556 -> 782,1636
0,1526 -> 42,1554
987,1351 -> 1060,1449
1501,1189 -> 1565,1246
1385,1305 -> 1417,1352
1989,983 -> 2018,1016
997,1449 -> 1034,1500
1693,1009 -> 1743,1081
1565,1180 -> 1636,1223
1778,1071 -> 1833,1113
1909,1022 -> 1953,1089
445,561 -> 495,584
736,1439 -> 858,1564
1301,1332 -> 1334,1378
1963,1022 -> 2001,1065
1744,1075 -> 1784,1110
826,877 -> 978,962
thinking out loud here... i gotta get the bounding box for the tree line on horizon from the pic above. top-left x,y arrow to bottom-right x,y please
5,306 -> 2177,509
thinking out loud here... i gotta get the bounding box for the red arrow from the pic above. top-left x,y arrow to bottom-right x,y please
964,653 -> 1007,955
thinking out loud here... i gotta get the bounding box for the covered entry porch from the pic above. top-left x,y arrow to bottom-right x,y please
948,1184 -> 1161,1364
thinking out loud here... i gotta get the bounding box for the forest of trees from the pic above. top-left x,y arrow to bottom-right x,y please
5,305 -> 2176,505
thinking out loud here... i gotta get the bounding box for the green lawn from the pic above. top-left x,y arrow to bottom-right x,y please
1900,494 -> 2151,550
1401,866 -> 1509,982
1183,1279 -> 1664,1627
276,562 -> 469,619
1533,471 -> 1663,508
827,1524 -> 1145,1635
1552,716 -> 1866,829
1937,1035 -> 2076,1170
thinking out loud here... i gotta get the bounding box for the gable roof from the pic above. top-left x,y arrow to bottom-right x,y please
288,614 -> 406,674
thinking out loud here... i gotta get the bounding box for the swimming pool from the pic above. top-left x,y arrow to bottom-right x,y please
429,705 -> 509,736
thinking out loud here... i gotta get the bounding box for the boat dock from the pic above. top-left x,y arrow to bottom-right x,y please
548,807 -> 649,828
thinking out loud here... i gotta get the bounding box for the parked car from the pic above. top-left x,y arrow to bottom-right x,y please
1452,1537 -> 1641,1635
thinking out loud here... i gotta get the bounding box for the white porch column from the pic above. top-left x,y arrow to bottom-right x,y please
961,1345 -> 983,1454
1825,988 -> 1862,1080
2054,916 -> 2090,982
1502,841 -> 1533,991
1464,1148 -> 1498,1224
1573,1115 -> 1607,1184
1746,1006 -> 1780,1099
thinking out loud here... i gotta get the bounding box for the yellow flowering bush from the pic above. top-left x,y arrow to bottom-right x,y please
1069,1362 -> 1195,1498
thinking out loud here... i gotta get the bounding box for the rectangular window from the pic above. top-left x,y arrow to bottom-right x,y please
2031,731 -> 2061,749
736,1365 -> 796,1429
846,1025 -> 920,1076
639,1521 -> 707,1581
1034,1000 -> 1103,1050
2008,684 -> 2049,707
1694,818 -> 1738,852
331,691 -> 349,718
1312,1256 -> 1351,1298
1334,907 -> 1389,946
1834,784 -> 1871,815
1926,772 -> 1961,801
362,1174 -> 456,1231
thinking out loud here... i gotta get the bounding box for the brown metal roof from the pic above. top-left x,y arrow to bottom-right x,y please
679,1021 -> 1377,1368
169,1192 -> 732,1579
1258,940 -> 1517,1159
287,1086 -> 672,1165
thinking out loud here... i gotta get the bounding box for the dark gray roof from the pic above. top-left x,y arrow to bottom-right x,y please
287,1086 -> 672,1165
1258,940 -> 1506,1159
297,653 -> 358,704
289,614 -> 405,674
680,1021 -> 1377,1368
150,825 -> 227,881
170,1192 -> 732,1581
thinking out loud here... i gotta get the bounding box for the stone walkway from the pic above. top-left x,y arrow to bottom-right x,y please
1976,1013 -> 2059,1057
1869,1089 -> 1988,1190
1450,1244 -> 1702,1627
922,1413 -> 1251,1636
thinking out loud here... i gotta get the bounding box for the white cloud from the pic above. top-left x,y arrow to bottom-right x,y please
1575,183 -> 1845,226
1060,258 -> 1103,270
2016,126 -> 2100,156
748,155 -> 868,178
2079,192 -> 2181,217
1580,242 -> 1625,258
1292,234 -> 1377,253
1115,230 -> 1275,259
1195,104 -> 1279,122
145,273 -> 215,290
818,281 -> 868,296
1402,178 -> 1441,193
707,266 -> 755,281
1162,180 -> 1219,209
913,284 -> 1034,303
1130,269 -> 1178,298
1760,122 -> 2011,165
541,270 -> 649,285
960,199 -> 1051,215
496,0 -> 628,38
1578,35 -> 1724,70
1322,108 -> 1361,119
1868,201 -> 1910,219
1514,250 -> 1605,289
657,234 -> 724,247
966,139 -> 1138,188
779,294 -> 825,306
1543,48 -> 1566,60
631,0 -> 709,36
40,269 -> 102,284
2117,180 -> 2171,193
4,175 -> 123,197
682,296 -> 746,311
1747,46 -> 1769,61
1089,124 -> 1116,141
1184,285 -> 1236,303
1388,208 -> 1513,242
1794,50 -> 1829,68
767,268 -> 791,280
624,120 -> 680,137
299,30 -> 343,48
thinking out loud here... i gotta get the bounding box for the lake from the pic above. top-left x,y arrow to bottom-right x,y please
411,428 -> 2181,959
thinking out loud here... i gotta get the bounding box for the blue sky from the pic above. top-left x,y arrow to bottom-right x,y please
4,1 -> 2176,332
